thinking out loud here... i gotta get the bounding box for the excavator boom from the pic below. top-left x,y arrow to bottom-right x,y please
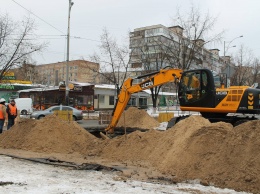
105,68 -> 183,134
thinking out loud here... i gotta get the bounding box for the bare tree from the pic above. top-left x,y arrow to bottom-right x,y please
90,28 -> 131,93
231,45 -> 254,86
168,6 -> 223,70
0,13 -> 46,80
13,62 -> 39,83
251,58 -> 260,85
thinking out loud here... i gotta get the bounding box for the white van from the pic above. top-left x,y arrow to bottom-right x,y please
14,98 -> 33,115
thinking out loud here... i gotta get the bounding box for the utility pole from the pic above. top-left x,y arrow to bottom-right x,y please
224,41 -> 226,57
65,0 -> 74,105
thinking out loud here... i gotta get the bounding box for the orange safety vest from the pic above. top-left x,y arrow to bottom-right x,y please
8,104 -> 17,116
0,104 -> 5,119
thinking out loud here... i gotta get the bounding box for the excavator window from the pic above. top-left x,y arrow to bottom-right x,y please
202,72 -> 208,87
213,76 -> 221,88
179,70 -> 209,103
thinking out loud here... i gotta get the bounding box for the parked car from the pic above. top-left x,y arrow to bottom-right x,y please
30,105 -> 83,121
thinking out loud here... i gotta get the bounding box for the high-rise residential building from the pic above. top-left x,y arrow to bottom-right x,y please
129,24 -> 224,73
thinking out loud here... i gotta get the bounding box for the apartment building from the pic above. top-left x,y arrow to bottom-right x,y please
129,24 -> 224,73
34,60 -> 100,86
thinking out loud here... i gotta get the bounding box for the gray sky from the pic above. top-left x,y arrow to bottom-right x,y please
1,0 -> 260,64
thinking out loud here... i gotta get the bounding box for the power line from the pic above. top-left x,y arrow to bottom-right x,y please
9,0 -> 125,60
70,36 -> 101,42
11,0 -> 65,35
10,0 -> 101,43
4,38 -> 65,40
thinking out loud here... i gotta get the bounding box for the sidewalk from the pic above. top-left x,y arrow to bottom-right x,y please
0,155 -> 244,194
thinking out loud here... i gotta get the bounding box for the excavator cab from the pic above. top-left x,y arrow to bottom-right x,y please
178,69 -> 216,108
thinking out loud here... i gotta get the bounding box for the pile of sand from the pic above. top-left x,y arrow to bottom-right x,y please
100,116 -> 260,193
0,115 -> 101,155
116,107 -> 159,129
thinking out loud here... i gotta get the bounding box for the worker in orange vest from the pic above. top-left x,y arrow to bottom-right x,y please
0,98 -> 7,133
6,99 -> 17,130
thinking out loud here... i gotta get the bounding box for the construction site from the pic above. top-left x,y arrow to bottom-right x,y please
0,106 -> 259,193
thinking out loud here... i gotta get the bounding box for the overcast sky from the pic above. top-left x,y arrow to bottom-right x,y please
1,0 -> 260,65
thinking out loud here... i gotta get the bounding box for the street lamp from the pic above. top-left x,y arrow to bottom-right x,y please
65,0 -> 74,105
224,35 -> 243,57
223,35 -> 243,86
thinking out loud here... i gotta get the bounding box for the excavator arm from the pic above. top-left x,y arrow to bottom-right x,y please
105,68 -> 183,134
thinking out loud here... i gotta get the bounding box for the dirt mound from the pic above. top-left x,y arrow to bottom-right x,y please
0,115 -> 101,155
101,116 -> 211,163
116,107 -> 159,129
100,116 -> 260,193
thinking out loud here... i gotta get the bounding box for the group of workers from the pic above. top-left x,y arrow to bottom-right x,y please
0,98 -> 17,134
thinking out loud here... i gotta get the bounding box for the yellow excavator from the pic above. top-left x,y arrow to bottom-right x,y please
105,68 -> 260,134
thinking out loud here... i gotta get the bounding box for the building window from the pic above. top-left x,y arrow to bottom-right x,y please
99,95 -> 105,103
127,98 -> 136,106
139,98 -> 147,106
109,96 -> 114,105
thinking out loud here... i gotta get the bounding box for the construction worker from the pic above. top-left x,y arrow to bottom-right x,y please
0,98 -> 7,133
6,99 -> 17,130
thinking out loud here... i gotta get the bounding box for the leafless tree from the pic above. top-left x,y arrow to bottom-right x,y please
13,61 -> 39,83
251,58 -> 260,85
0,13 -> 46,80
89,28 -> 131,93
168,6 -> 223,70
231,45 -> 254,86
